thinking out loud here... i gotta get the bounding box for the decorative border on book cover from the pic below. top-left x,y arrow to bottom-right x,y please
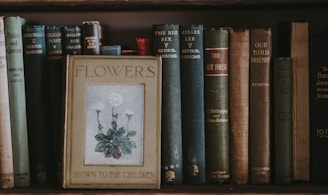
62,55 -> 161,189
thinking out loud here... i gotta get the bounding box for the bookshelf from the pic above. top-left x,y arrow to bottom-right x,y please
1,0 -> 328,194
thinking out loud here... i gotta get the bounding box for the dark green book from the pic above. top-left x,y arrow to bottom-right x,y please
23,24 -> 54,186
273,57 -> 293,184
309,35 -> 328,183
45,25 -> 64,186
204,27 -> 230,183
180,24 -> 205,184
62,25 -> 82,55
152,24 -> 183,184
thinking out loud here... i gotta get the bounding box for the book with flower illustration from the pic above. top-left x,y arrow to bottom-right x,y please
62,55 -> 162,189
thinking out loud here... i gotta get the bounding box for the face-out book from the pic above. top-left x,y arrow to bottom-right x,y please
61,55 -> 161,189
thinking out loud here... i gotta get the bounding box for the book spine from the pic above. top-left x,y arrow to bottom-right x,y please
23,24 -> 53,186
45,25 -> 64,186
249,28 -> 272,184
204,27 -> 230,183
273,57 -> 293,184
180,25 -> 206,184
83,21 -> 100,55
62,25 -> 82,55
0,16 -> 15,189
4,16 -> 30,187
152,24 -> 183,184
309,35 -> 328,184
290,21 -> 310,182
229,28 -> 249,184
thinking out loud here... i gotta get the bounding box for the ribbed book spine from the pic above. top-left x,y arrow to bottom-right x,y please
62,25 -> 82,55
152,24 -> 183,184
180,25 -> 205,184
4,16 -> 30,187
83,21 -> 100,55
46,25 -> 64,185
0,16 -> 14,189
249,28 -> 272,184
290,21 -> 310,182
204,27 -> 230,183
23,25 -> 53,186
229,28 -> 249,184
309,35 -> 328,183
273,57 -> 293,184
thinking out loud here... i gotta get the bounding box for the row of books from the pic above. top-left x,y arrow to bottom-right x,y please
0,14 -> 327,189
152,22 -> 328,185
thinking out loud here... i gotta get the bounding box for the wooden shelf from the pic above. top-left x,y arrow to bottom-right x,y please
0,184 -> 328,194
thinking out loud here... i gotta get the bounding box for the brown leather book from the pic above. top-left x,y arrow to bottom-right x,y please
290,21 -> 310,182
229,28 -> 250,184
249,28 -> 272,184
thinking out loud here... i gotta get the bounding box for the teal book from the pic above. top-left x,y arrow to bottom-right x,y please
45,25 -> 64,186
309,35 -> 328,183
4,16 -> 30,187
180,24 -> 205,184
152,24 -> 183,184
0,16 -> 15,189
204,27 -> 230,183
273,57 -> 293,184
23,24 -> 54,186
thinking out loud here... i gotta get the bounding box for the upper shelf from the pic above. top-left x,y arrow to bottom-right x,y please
1,0 -> 328,11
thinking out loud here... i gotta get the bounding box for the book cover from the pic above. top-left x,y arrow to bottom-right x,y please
204,27 -> 230,183
45,25 -> 64,185
62,55 -> 161,189
83,21 -> 100,55
249,28 -> 271,184
4,16 -> 30,187
180,24 -> 205,184
309,35 -> 328,184
290,21 -> 310,182
152,24 -> 183,184
23,24 -> 54,186
0,16 -> 14,189
62,25 -> 82,55
229,28 -> 249,185
273,57 -> 293,184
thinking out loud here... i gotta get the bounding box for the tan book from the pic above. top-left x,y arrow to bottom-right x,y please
0,16 -> 14,189
290,21 -> 310,182
62,55 -> 162,189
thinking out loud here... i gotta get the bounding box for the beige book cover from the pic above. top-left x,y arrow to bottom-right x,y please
62,55 -> 161,189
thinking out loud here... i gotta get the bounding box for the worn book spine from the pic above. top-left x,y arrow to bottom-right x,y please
290,21 -> 310,182
204,27 -> 230,183
273,57 -> 293,184
0,16 -> 15,189
62,25 -> 82,55
309,35 -> 328,184
83,21 -> 100,55
229,28 -> 249,185
23,24 -> 53,186
249,28 -> 271,184
152,24 -> 183,184
46,25 -> 64,186
4,16 -> 30,187
180,24 -> 205,184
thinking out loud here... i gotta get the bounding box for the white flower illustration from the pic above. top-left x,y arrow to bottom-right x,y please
92,102 -> 105,111
108,92 -> 123,107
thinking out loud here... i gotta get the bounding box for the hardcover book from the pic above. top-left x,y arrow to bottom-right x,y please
204,27 -> 230,183
309,35 -> 328,183
0,16 -> 14,189
62,55 -> 162,189
4,16 -> 30,187
62,25 -> 82,55
152,24 -> 183,184
229,28 -> 249,185
23,24 -> 54,186
290,21 -> 310,182
180,24 -> 206,184
249,28 -> 272,184
273,57 -> 293,184
83,21 -> 100,55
